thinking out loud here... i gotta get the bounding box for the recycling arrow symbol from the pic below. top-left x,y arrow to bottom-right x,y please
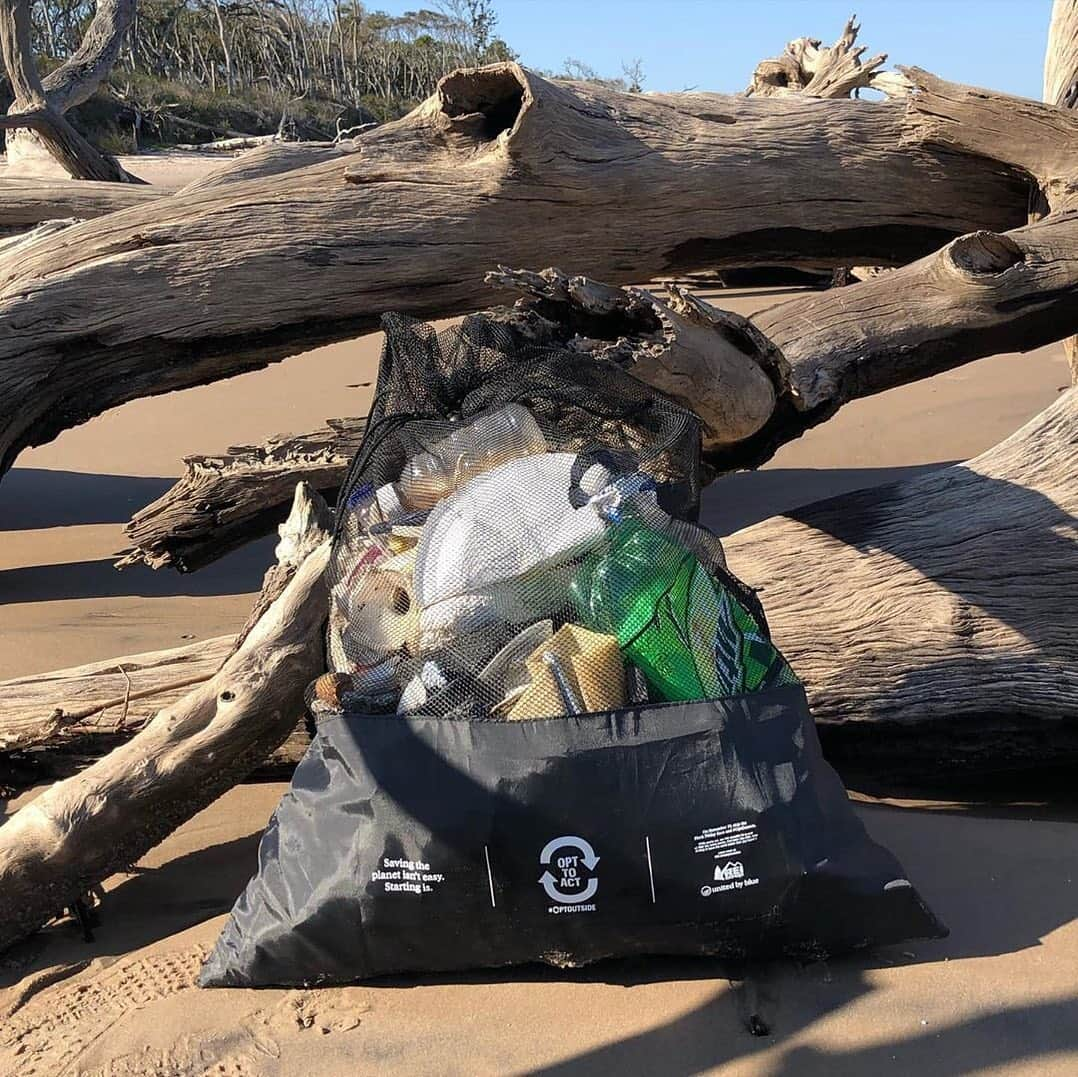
539,835 -> 600,904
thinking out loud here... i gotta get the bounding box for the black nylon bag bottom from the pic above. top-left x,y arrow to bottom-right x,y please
200,685 -> 946,988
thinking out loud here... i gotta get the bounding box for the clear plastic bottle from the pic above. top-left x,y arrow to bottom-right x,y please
375,403 -> 548,518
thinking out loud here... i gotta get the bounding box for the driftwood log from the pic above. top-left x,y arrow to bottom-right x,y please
120,207 -> 1078,571
0,178 -> 163,230
118,419 -> 367,571
0,484 -> 331,950
0,636 -> 234,753
0,60 -> 1039,479
730,387 -> 1078,775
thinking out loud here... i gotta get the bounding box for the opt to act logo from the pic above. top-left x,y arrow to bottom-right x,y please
539,836 -> 599,914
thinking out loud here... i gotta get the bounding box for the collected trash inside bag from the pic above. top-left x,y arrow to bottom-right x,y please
201,315 -> 946,988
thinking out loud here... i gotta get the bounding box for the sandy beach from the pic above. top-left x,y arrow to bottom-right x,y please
0,147 -> 1075,1072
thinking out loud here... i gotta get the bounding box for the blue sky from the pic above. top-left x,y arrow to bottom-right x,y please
378,0 -> 1052,100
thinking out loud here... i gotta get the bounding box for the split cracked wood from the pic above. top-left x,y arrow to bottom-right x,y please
118,418 -> 367,572
0,61 -> 1033,479
747,15 -> 888,99
0,484 -> 332,950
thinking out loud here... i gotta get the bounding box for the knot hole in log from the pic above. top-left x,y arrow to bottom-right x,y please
947,230 -> 1025,277
438,67 -> 525,143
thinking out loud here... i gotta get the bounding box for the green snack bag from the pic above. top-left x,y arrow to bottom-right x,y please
571,513 -> 795,702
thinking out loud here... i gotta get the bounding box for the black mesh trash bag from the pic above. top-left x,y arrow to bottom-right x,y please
200,315 -> 945,988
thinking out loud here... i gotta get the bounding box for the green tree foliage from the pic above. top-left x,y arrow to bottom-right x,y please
29,0 -> 518,144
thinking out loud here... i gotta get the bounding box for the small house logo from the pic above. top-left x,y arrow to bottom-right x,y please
714,860 -> 745,882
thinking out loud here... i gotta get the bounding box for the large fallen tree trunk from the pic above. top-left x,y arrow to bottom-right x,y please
175,140 -> 347,195
0,61 -> 1036,478
0,484 -> 331,950
728,387 -> 1078,775
0,177 -> 163,230
121,196 -> 1078,570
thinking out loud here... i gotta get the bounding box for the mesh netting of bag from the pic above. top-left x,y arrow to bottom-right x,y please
315,314 -> 796,723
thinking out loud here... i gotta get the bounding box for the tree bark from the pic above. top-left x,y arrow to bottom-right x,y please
0,0 -> 142,182
0,484 -> 331,951
725,387 -> 1078,776
0,637 -> 234,752
39,0 -> 136,113
118,418 -> 365,572
0,63 -> 1034,479
1045,0 -> 1078,382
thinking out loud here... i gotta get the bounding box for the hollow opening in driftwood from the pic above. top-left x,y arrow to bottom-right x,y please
438,67 -> 526,141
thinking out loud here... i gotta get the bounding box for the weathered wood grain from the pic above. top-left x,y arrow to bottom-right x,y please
0,62 -> 1031,479
118,418 -> 365,571
0,637 -> 235,752
747,15 -> 888,99
725,388 -> 1078,744
0,177 -> 163,230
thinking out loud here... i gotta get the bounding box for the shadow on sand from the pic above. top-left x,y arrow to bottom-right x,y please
698,463 -> 952,535
0,469 -> 175,531
0,468 -> 277,602
0,540 -> 276,603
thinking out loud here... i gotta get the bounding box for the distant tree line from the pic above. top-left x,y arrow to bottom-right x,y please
21,0 -> 642,146
29,0 -> 513,134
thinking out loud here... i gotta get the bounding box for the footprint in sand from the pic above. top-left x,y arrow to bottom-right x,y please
0,946 -> 368,1077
